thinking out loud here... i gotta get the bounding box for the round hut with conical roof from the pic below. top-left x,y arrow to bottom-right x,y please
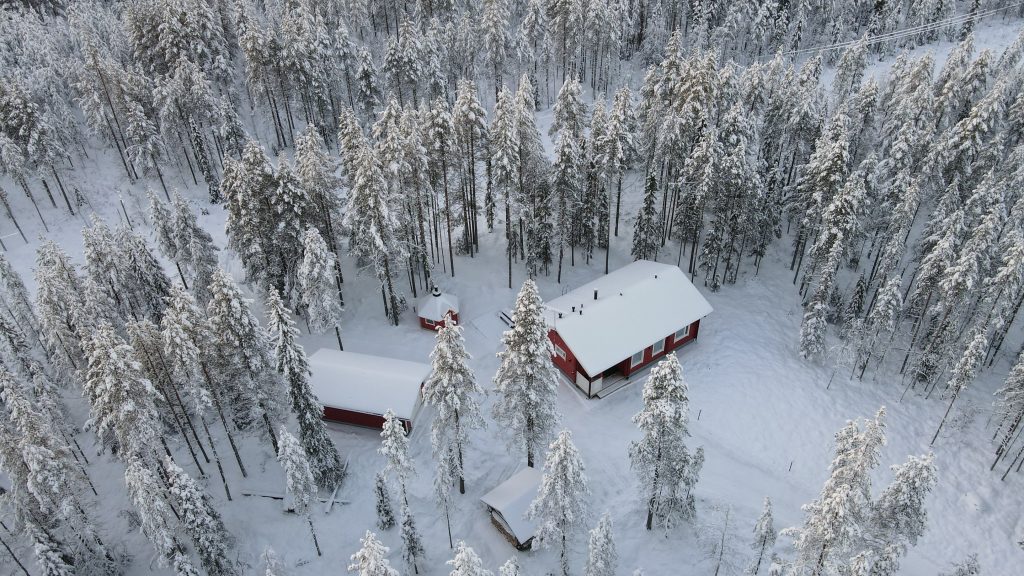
416,286 -> 460,330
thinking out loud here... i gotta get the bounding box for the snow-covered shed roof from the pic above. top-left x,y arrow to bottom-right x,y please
479,467 -> 543,545
544,260 -> 713,375
416,287 -> 460,322
308,349 -> 429,421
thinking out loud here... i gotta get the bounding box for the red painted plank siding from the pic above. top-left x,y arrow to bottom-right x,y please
419,311 -> 460,331
323,406 -> 412,434
547,329 -> 578,381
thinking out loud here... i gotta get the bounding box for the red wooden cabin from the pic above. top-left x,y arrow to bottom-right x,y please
545,260 -> 713,398
308,349 -> 428,434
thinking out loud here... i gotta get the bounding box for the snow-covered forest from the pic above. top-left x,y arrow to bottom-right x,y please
1,0 -> 1024,574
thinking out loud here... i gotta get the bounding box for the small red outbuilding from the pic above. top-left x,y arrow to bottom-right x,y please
415,286 -> 460,330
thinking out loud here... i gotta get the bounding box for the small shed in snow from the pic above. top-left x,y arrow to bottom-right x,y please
308,349 -> 428,434
480,467 -> 543,550
416,286 -> 460,330
544,260 -> 713,398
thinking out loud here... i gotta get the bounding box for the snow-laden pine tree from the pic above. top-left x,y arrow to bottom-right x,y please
481,0 -> 509,98
492,279 -> 561,467
424,313 -> 485,497
940,554 -> 980,576
83,322 -> 163,459
25,520 -> 74,576
343,144 -> 406,325
630,354 -> 702,530
117,226 -> 172,323
380,409 -> 415,497
870,452 -> 937,559
277,427 -> 322,556
294,125 -> 343,287
550,76 -> 586,139
932,329 -> 987,445
0,252 -> 41,346
34,240 -> 87,376
298,227 -> 343,350
448,541 -> 492,576
399,500 -> 424,575
205,268 -> 285,448
349,531 -> 399,576
585,512 -> 618,576
528,429 -> 588,576
994,349 -> 1024,472
552,131 -> 581,283
162,284 -> 247,481
632,172 -> 660,261
452,80 -> 488,253
783,408 -> 887,576
749,498 -> 776,575
375,471 -> 396,530
266,289 -> 344,488
499,557 -> 520,576
124,457 -> 197,574
163,456 -> 237,575
171,192 -> 219,305
0,369 -> 117,575
261,547 -> 285,576
491,86 -> 522,286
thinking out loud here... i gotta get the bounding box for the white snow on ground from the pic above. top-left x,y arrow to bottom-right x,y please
0,16 -> 1022,576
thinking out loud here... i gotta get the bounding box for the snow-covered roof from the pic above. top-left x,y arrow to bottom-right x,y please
416,289 -> 460,322
307,349 -> 429,421
544,260 -> 713,375
479,467 -> 543,544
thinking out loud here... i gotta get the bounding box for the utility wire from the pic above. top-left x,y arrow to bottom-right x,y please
782,3 -> 1024,57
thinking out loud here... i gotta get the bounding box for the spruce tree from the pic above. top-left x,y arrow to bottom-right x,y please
375,471 -> 396,530
749,498 -> 776,575
277,427 -> 322,556
266,289 -> 344,488
499,558 -> 520,576
424,313 -> 485,496
630,354 -> 702,530
343,145 -> 405,325
585,512 -> 618,576
163,456 -> 237,575
298,227 -> 344,350
349,531 -> 399,576
784,409 -> 887,576
171,192 -> 219,306
527,429 -> 589,576
380,409 -> 415,497
400,500 -> 424,574
632,173 -> 660,261
448,541 -> 492,576
492,279 -> 561,467
206,268 -> 286,449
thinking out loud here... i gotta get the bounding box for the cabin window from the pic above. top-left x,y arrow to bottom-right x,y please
674,325 -> 690,342
630,350 -> 644,368
554,344 -> 567,360
425,319 -> 436,326
652,339 -> 665,356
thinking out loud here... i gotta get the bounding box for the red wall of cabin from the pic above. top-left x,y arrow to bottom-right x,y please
621,319 -> 701,377
547,329 -> 578,381
419,311 -> 460,331
323,406 -> 412,434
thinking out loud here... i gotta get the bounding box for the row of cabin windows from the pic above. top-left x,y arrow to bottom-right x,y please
630,324 -> 691,368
